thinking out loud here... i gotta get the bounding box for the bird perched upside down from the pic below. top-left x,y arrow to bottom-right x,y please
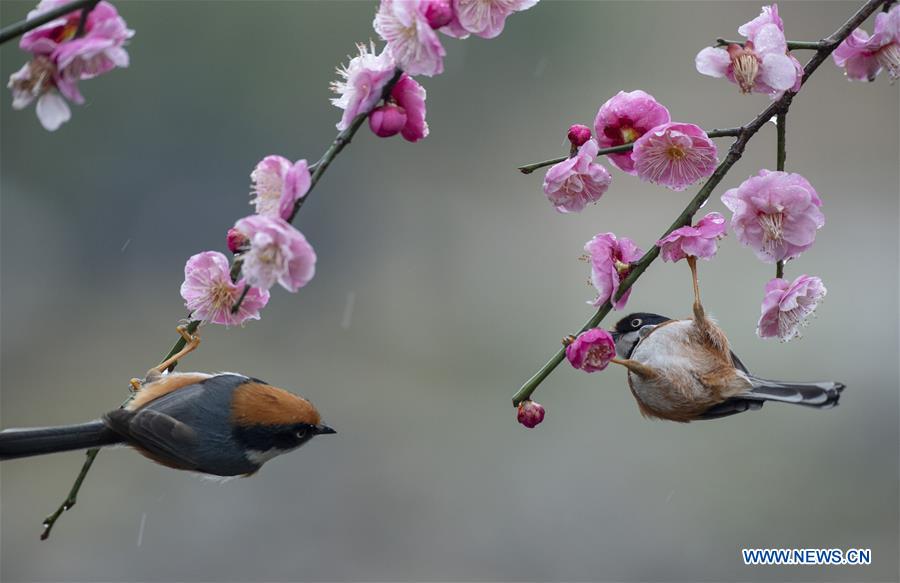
608,257 -> 844,422
0,327 -> 335,476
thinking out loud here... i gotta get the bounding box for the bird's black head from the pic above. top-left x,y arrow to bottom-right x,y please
233,422 -> 337,464
611,312 -> 672,358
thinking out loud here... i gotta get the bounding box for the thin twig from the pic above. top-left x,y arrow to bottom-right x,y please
0,0 -> 97,45
715,38 -> 824,51
511,0 -> 889,407
39,448 -> 99,540
73,0 -> 99,38
517,128 -> 743,175
775,110 -> 787,280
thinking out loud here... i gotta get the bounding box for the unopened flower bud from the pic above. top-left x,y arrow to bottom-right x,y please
369,103 -> 408,138
226,228 -> 249,254
567,124 -> 592,148
423,0 -> 454,29
517,400 -> 545,428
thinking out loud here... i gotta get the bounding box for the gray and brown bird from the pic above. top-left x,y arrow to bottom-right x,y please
608,257 -> 844,422
0,327 -> 335,476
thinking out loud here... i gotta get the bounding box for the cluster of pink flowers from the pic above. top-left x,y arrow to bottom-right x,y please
719,169 -> 828,341
833,3 -> 900,82
180,155 -> 318,326
695,4 -> 802,99
8,0 -> 133,130
541,90 -> 718,212
333,0 -> 538,143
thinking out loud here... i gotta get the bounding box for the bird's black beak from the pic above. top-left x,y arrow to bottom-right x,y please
314,424 -> 336,435
610,330 -> 620,342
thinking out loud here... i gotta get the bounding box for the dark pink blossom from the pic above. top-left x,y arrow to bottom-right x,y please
758,274 -> 826,341
369,103 -> 408,137
585,232 -> 643,310
695,4 -> 799,98
632,122 -> 718,191
453,0 -> 538,39
657,212 -> 727,263
390,74 -> 429,142
180,251 -> 269,326
721,170 -> 824,263
833,5 -> 900,82
542,139 -> 612,213
593,90 -> 671,175
374,0 -> 446,77
565,328 -> 616,373
567,124 -> 592,148
226,228 -> 249,254
516,400 -> 545,428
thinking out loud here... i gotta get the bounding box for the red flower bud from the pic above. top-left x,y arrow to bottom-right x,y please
369,104 -> 408,138
567,124 -> 592,148
516,400 -> 545,428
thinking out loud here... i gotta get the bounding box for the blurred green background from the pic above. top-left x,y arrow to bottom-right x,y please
1,1 -> 897,581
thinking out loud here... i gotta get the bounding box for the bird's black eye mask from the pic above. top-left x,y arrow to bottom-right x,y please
233,423 -> 321,451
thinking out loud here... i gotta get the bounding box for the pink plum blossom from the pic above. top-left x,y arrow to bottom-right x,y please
832,5 -> 900,82
585,232 -> 643,310
234,215 -> 317,293
695,4 -> 799,98
657,212 -> 727,262
369,103 -> 408,137
453,0 -> 538,39
593,90 -> 671,174
180,251 -> 269,326
8,57 -> 71,131
331,42 -> 397,131
516,399 -> 545,428
542,139 -> 612,213
632,122 -> 718,191
250,156 -> 311,221
390,74 -> 429,142
9,0 -> 133,130
757,274 -> 826,341
565,328 -> 616,373
567,124 -> 591,148
721,170 -> 824,264
374,0 -> 446,77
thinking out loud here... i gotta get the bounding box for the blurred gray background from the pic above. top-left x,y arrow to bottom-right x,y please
1,1 -> 897,581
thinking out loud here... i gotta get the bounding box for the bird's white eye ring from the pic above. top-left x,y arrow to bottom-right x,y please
296,430 -> 307,439
631,318 -> 642,328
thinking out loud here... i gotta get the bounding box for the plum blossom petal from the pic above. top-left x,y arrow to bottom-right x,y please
585,232 -> 643,310
453,0 -> 538,39
695,47 -> 732,78
331,42 -> 397,131
565,328 -> 617,373
593,90 -> 671,174
234,215 -> 317,293
180,251 -> 269,326
250,156 -> 311,220
35,90 -> 70,130
738,3 -> 784,38
391,73 -> 429,142
757,274 -> 826,341
632,122 -> 718,191
832,6 -> 900,81
722,169 -> 824,263
542,139 -> 612,213
657,212 -> 727,263
374,0 -> 445,76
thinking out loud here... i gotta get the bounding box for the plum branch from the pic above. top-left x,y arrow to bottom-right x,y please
511,0 -> 890,407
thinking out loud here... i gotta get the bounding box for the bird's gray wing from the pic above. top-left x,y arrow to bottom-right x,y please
729,350 -> 749,374
104,408 -> 199,470
697,398 -> 764,420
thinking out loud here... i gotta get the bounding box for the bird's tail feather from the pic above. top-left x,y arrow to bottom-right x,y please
743,375 -> 845,409
0,420 -> 122,461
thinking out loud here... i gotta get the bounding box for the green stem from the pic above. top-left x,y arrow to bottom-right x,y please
517,128 -> 743,175
716,38 -> 824,51
39,448 -> 99,540
512,0 -> 888,407
775,110 -> 786,281
0,0 -> 97,44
